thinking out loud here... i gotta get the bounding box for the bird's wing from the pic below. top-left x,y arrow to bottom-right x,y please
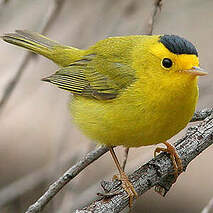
42,53 -> 136,100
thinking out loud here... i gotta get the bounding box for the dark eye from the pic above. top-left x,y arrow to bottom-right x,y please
162,58 -> 173,68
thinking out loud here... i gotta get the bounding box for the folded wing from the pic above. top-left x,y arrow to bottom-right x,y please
43,53 -> 136,100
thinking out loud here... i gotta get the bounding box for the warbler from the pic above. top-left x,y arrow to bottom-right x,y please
2,30 -> 207,207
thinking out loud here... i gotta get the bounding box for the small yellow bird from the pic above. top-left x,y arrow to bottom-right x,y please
2,30 -> 207,207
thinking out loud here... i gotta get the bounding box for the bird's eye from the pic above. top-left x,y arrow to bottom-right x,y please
162,58 -> 173,68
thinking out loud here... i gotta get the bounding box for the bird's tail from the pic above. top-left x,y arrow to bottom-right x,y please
2,30 -> 83,66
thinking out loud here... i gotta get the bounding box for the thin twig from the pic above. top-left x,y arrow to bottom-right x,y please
146,0 -> 162,35
0,0 -> 66,114
25,146 -> 109,213
76,113 -> 213,212
0,151 -> 80,208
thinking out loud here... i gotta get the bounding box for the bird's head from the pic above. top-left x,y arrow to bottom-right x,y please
133,34 -> 207,79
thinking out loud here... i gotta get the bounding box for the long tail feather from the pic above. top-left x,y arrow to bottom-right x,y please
2,30 -> 83,66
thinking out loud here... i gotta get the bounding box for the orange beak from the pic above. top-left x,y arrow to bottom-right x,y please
183,66 -> 208,76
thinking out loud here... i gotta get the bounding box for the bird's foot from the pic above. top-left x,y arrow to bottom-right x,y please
113,171 -> 138,208
154,141 -> 183,182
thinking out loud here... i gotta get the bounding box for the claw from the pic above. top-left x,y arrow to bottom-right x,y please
109,147 -> 138,208
114,172 -> 138,208
154,141 -> 183,182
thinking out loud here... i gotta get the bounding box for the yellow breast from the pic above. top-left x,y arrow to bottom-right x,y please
70,73 -> 198,147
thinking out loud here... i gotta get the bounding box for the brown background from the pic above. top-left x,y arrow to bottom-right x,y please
0,0 -> 212,212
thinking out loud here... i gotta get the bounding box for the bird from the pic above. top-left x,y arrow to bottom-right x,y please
2,30 -> 207,207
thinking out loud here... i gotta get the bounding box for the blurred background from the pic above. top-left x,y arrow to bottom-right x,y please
0,0 -> 212,212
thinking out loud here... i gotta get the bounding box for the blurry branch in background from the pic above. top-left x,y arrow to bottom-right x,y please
19,108 -> 212,213
0,151 -> 81,208
0,0 -> 66,115
202,196 -> 213,213
75,111 -> 213,213
25,146 -> 109,213
147,0 -> 162,35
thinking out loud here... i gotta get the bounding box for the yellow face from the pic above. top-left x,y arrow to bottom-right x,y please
132,35 -> 207,79
149,41 -> 199,74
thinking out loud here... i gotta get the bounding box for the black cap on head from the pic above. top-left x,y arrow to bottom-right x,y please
159,35 -> 198,56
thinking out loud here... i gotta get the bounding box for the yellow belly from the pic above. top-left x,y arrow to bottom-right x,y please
70,75 -> 198,147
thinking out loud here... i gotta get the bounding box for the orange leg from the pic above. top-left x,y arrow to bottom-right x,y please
109,147 -> 138,208
154,141 -> 183,182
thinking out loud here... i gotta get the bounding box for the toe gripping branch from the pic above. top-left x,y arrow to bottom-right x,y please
154,141 -> 183,196
98,147 -> 138,209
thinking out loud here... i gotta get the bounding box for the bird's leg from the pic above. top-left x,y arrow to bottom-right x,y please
109,147 -> 138,208
122,147 -> 130,171
154,141 -> 183,182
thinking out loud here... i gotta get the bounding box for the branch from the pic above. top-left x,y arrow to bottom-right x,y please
146,0 -> 162,35
190,108 -> 213,122
0,0 -> 66,114
0,151 -> 81,207
25,146 -> 109,213
201,196 -> 213,213
76,113 -> 213,212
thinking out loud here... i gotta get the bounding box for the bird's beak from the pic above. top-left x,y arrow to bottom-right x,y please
183,66 -> 208,76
